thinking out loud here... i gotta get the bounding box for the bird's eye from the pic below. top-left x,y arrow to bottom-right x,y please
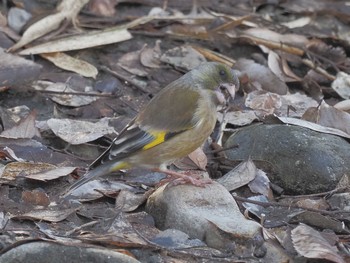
219,70 -> 226,76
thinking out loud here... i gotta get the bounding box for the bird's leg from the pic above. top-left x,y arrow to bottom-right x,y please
153,167 -> 212,187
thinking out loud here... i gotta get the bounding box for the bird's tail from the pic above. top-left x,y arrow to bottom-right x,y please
61,160 -> 129,198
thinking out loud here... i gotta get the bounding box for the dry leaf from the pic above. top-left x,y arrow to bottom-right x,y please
303,101 -> 350,136
277,116 -> 350,139
217,159 -> 257,191
331,71 -> 350,99
0,162 -> 56,180
0,111 -> 40,139
291,224 -> 345,263
32,81 -> 98,107
41,52 -> 98,79
14,207 -> 78,223
18,27 -> 132,55
47,118 -> 116,145
9,0 -> 89,52
24,166 -> 77,181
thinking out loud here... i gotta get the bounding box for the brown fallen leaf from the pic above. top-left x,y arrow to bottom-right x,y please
0,111 -> 40,139
291,224 -> 345,263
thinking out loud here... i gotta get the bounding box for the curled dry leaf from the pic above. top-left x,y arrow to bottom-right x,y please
291,224 -> 345,263
140,40 -> 162,69
9,0 -> 90,52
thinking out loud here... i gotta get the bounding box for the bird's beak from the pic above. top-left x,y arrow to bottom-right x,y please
215,83 -> 236,106
221,83 -> 236,100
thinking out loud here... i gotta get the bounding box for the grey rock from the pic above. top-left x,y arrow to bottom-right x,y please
224,124 -> 350,194
145,182 -> 262,253
0,241 -> 140,263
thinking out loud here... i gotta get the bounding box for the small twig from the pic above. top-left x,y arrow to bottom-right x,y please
278,187 -> 348,199
233,195 -> 350,215
37,89 -> 118,97
301,58 -> 336,81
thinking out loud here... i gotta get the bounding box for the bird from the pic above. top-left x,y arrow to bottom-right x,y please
62,62 -> 239,197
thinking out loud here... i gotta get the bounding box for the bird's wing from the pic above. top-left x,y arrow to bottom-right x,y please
91,85 -> 201,167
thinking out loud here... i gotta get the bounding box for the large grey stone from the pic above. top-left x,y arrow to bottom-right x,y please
146,182 -> 262,253
0,241 -> 140,263
224,124 -> 350,194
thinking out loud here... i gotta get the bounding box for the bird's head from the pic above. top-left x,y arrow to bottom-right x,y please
191,62 -> 239,106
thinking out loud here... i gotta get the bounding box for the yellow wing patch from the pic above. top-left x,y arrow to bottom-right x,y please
142,131 -> 166,150
110,161 -> 131,171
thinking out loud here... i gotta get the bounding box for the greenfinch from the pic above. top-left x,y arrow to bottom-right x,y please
63,62 -> 239,197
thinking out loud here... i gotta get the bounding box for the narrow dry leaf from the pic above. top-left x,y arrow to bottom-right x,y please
0,111 -> 41,139
9,0 -> 89,52
281,16 -> 312,28
217,159 -> 257,191
41,52 -> 98,78
267,51 -> 285,82
47,118 -> 116,145
243,28 -> 309,47
24,166 -> 77,181
303,101 -> 350,136
291,224 -> 345,263
13,207 -> 78,223
33,81 -> 98,107
277,116 -> 350,139
18,27 -> 132,55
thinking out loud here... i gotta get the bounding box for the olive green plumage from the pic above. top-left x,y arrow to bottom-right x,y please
63,62 -> 239,197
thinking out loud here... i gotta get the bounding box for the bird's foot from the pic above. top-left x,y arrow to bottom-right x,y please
154,168 -> 212,187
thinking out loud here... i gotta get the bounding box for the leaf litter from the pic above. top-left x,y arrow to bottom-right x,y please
0,0 -> 350,262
